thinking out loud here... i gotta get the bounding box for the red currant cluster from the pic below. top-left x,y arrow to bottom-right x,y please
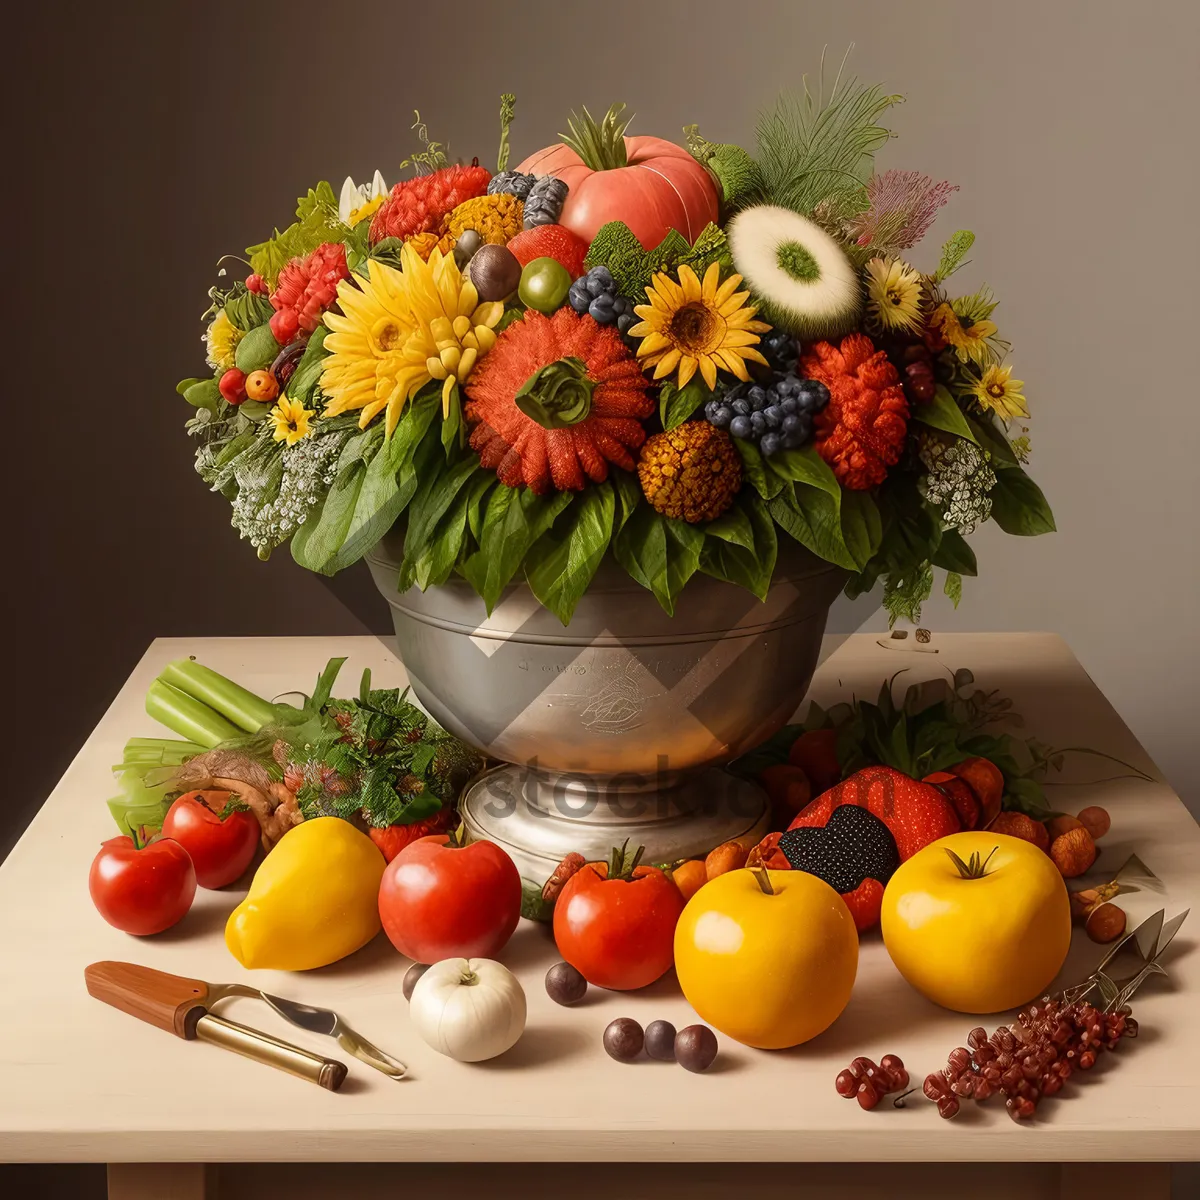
923,996 -> 1138,1122
835,1054 -> 910,1111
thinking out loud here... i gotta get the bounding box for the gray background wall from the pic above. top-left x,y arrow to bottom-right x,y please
4,1 -> 1198,1192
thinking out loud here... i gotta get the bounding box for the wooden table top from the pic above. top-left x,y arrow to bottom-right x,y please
1,633 -> 1196,1164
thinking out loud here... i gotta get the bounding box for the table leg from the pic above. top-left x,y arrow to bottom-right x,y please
107,1163 -> 215,1200
1059,1163 -> 1171,1200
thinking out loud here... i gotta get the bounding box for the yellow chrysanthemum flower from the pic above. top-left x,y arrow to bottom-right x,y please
205,310 -> 242,371
864,257 -> 924,335
269,395 -> 315,446
321,245 -> 503,434
930,302 -> 998,365
969,364 -> 1029,421
630,261 -> 770,390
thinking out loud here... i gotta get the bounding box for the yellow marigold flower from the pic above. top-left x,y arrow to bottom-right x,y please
630,261 -> 770,390
930,302 -> 997,365
969,364 -> 1029,421
864,257 -> 924,335
269,395 -> 315,446
320,245 -> 504,434
444,193 -> 524,245
205,310 -> 243,371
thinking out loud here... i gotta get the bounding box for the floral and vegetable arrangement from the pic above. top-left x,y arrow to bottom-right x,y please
178,73 -> 1054,625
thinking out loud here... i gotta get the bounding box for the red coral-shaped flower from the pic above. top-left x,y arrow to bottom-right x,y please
269,242 -> 349,344
369,165 -> 491,244
465,309 -> 654,494
801,333 -> 909,490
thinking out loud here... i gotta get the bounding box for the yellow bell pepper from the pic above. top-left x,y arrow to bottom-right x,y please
225,817 -> 385,970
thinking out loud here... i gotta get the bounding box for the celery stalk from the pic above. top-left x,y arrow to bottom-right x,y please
117,737 -> 206,769
158,658 -> 279,734
146,679 -> 241,747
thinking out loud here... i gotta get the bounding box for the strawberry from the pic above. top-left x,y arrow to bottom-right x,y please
749,766 -> 963,931
506,224 -> 589,279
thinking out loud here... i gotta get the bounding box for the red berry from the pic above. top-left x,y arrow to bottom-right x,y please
835,1069 -> 857,1098
246,273 -> 266,294
936,1096 -> 960,1120
856,1081 -> 880,1111
219,367 -> 247,404
269,308 -> 301,345
506,224 -> 589,278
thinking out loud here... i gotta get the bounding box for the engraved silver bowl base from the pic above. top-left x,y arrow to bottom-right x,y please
366,529 -> 845,895
459,764 -> 771,884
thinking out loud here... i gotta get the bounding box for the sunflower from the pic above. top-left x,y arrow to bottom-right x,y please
968,364 -> 1028,420
205,310 -> 242,371
320,244 -> 503,433
269,395 -> 315,446
864,257 -> 924,335
630,261 -> 770,390
929,302 -> 997,365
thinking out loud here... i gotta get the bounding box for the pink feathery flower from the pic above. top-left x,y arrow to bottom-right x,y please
847,170 -> 959,251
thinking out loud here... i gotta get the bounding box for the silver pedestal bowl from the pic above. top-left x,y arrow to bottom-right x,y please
366,529 -> 844,896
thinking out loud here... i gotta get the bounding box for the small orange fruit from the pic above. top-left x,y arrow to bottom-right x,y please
671,859 -> 708,902
1076,806 -> 1111,841
988,811 -> 1050,853
244,369 -> 279,401
1050,826 -> 1097,878
1045,814 -> 1083,842
705,839 -> 749,881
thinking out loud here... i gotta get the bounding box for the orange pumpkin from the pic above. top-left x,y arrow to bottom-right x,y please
518,103 -> 718,251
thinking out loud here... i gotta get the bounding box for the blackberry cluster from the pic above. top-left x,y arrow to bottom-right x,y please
569,266 -> 638,334
705,374 -> 830,457
924,997 -> 1138,1122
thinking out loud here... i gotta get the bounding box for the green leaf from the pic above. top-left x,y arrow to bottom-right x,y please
524,483 -> 616,624
291,452 -> 369,575
612,507 -> 704,616
931,528 -> 978,575
989,466 -> 1056,536
409,477 -> 477,590
246,182 -> 348,287
467,473 -> 497,542
462,487 -> 574,612
704,502 -> 755,550
839,488 -> 882,570
611,468 -> 643,532
934,230 -> 975,281
913,386 -> 979,444
399,440 -> 484,591
698,493 -> 777,600
179,377 -> 221,411
945,570 -> 963,607
295,181 -> 338,221
768,483 -> 857,570
769,444 -> 842,497
441,387 -> 464,456
234,323 -> 283,374
286,327 -> 330,404
736,440 -> 784,500
659,378 -> 711,431
224,289 -> 273,333
968,415 -> 1020,468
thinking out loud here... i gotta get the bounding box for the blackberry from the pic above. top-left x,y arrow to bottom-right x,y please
487,170 -> 537,201
523,176 -> 569,228
568,265 -> 637,333
704,372 -> 830,456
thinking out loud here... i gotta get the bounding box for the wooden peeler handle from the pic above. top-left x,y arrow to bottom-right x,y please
85,961 -> 212,1039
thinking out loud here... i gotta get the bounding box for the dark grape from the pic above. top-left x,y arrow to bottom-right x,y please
644,1020 -> 677,1062
603,1018 -> 644,1062
544,961 -> 587,1006
402,962 -> 428,1001
675,1024 -> 718,1073
569,266 -> 634,328
835,1069 -> 858,1098
856,1081 -> 880,1111
705,371 -> 829,455
729,415 -> 752,440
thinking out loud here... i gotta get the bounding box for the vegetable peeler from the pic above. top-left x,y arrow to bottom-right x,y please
84,961 -> 407,1086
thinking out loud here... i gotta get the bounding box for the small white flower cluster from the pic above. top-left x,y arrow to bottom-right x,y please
231,434 -> 342,552
919,437 -> 997,535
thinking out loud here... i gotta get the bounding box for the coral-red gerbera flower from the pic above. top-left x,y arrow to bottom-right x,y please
465,309 -> 654,493
801,333 -> 910,490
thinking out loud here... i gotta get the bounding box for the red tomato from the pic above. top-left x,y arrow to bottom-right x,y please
553,859 -> 685,991
161,790 -> 260,889
378,834 -> 522,964
89,836 -> 196,936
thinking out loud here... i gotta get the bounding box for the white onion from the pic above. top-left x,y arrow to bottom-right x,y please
408,957 -> 526,1062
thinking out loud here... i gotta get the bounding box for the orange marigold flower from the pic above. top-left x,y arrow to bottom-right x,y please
464,309 -> 654,494
801,333 -> 910,490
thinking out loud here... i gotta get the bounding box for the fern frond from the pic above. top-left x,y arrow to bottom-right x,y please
756,47 -> 902,216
